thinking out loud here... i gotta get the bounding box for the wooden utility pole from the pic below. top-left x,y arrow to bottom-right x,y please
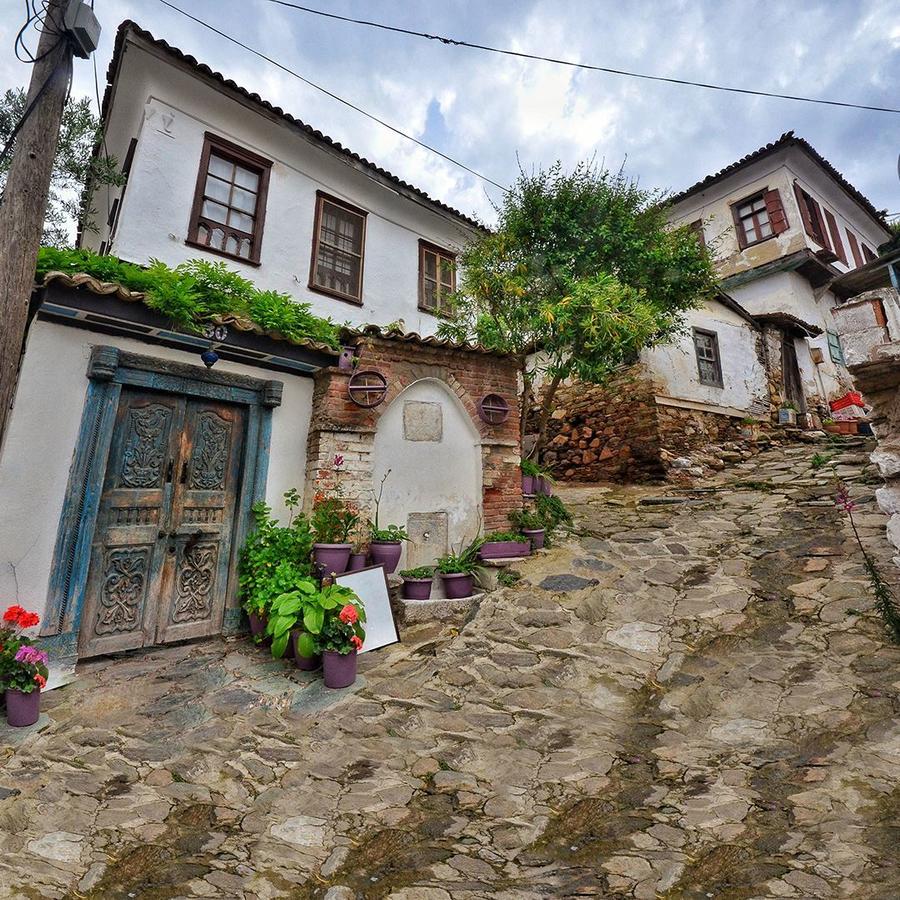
0,0 -> 73,447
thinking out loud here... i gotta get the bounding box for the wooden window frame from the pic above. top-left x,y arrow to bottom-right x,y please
692,328 -> 724,388
418,240 -> 457,317
186,132 -> 272,267
846,229 -> 864,267
826,330 -> 846,365
792,181 -> 829,249
308,191 -> 368,306
731,191 -> 775,249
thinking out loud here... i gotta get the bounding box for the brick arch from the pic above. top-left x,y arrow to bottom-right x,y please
304,334 -> 522,530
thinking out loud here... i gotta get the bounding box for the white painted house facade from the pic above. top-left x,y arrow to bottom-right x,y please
665,132 -> 892,422
83,22 -> 481,336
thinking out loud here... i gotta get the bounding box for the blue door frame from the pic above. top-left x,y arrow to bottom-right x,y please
41,345 -> 283,660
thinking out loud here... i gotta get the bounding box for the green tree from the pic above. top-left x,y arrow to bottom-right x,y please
0,87 -> 123,246
438,161 -> 719,453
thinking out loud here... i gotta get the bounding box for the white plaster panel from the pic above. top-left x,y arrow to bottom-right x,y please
371,379 -> 481,571
643,300 -> 767,413
0,321 -> 313,624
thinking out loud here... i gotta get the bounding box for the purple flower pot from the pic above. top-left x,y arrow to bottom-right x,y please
537,476 -> 553,496
248,611 -> 267,639
522,474 -> 536,495
313,543 -> 352,577
402,577 -> 433,601
478,540 -> 531,560
441,573 -> 474,599
5,688 -> 40,728
369,541 -> 403,574
347,552 -> 368,572
522,528 -> 545,550
291,630 -> 322,671
323,650 -> 357,688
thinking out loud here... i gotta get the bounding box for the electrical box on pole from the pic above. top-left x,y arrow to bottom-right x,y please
63,0 -> 101,58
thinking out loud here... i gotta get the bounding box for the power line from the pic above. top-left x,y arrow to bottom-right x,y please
262,0 -> 900,116
157,0 -> 507,191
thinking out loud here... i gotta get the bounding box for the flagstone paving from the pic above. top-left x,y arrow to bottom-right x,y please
2,438 -> 900,899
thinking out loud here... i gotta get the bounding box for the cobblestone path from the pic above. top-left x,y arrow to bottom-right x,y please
2,440 -> 899,899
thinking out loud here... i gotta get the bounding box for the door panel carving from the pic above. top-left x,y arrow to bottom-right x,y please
79,388 -> 246,657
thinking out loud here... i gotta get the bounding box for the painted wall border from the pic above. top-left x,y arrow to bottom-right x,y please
42,345 -> 282,658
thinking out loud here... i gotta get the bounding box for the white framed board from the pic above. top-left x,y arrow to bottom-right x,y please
335,565 -> 400,653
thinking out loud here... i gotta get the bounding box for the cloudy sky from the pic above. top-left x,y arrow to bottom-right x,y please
2,0 -> 898,226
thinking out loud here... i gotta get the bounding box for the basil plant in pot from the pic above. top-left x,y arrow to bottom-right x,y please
398,566 -> 434,601
317,590 -> 367,689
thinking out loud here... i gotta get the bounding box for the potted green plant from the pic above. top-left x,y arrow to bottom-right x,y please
823,418 -> 858,435
1,605 -> 48,727
436,537 -> 483,599
367,470 -> 407,573
317,591 -> 367,689
521,458 -> 541,495
238,490 -> 314,641
266,578 -> 323,670
311,456 -> 359,576
399,566 -> 434,600
478,530 -> 531,559
509,508 -> 546,550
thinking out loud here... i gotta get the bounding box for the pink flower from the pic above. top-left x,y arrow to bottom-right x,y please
836,484 -> 855,513
14,645 -> 48,666
333,454 -> 344,469
338,604 -> 359,625
349,634 -> 363,650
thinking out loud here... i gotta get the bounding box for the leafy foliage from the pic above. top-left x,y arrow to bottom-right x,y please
438,161 -> 718,451
317,595 -> 367,654
481,531 -> 527,543
35,247 -> 340,348
535,493 -> 573,530
509,508 -> 544,531
238,493 -> 314,618
436,535 -> 484,574
266,581 -> 355,659
370,524 -> 409,542
0,89 -> 124,246
398,566 -> 434,579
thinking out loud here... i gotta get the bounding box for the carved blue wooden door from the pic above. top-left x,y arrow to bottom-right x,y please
79,388 -> 246,657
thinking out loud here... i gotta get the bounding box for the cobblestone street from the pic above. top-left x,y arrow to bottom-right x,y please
2,439 -> 899,899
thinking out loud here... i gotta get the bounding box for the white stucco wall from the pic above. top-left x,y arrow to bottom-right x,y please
0,321 -> 314,626
370,379 -> 481,572
84,37 -> 478,337
643,300 -> 767,415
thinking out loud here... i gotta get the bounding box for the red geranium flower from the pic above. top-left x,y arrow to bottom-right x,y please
34,673 -> 46,689
349,635 -> 363,650
3,605 -> 25,624
17,611 -> 39,629
338,604 -> 359,625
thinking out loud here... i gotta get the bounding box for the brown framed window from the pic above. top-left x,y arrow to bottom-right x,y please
862,244 -> 877,263
693,328 -> 723,387
309,192 -> 367,304
419,241 -> 456,315
822,208 -> 847,265
846,229 -> 863,267
187,133 -> 271,264
731,189 -> 787,248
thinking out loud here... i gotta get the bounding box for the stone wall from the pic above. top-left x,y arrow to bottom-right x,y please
306,331 -> 521,531
538,366 -> 767,483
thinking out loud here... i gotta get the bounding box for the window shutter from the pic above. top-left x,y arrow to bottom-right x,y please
823,209 -> 847,265
810,196 -> 832,251
731,202 -> 748,250
846,229 -> 863,267
862,244 -> 877,262
763,189 -> 789,235
793,181 -> 816,238
792,181 -> 829,248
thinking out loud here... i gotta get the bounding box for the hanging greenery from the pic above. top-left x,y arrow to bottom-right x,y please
35,246 -> 341,349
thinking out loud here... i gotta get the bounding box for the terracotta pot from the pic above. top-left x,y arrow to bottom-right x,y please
441,573 -> 474,599
401,577 -> 433,600
824,421 -> 858,435
522,528 -> 545,550
313,543 -> 352,577
5,688 -> 40,727
248,611 -> 267,639
522,474 -> 536,495
478,540 -> 531,560
323,650 -> 357,688
369,541 -> 402,574
291,629 -> 321,671
347,552 -> 368,572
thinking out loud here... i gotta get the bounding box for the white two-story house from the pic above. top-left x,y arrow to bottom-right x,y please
665,131 -> 892,421
82,20 -> 482,334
